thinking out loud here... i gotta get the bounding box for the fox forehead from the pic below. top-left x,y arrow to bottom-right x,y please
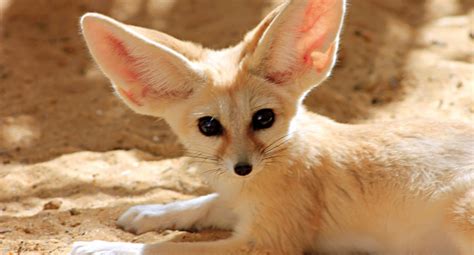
199,47 -> 244,85
186,74 -> 285,125
178,44 -> 286,121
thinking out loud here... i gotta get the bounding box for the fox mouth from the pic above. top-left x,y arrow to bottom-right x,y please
184,132 -> 292,179
187,159 -> 256,179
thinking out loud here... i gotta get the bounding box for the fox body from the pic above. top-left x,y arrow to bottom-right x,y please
73,0 -> 474,254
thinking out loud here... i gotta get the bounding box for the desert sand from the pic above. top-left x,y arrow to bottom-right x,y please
0,0 -> 473,254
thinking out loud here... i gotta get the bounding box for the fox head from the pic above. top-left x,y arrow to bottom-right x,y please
81,0 -> 345,181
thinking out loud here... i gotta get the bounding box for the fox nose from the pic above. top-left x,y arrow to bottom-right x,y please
234,162 -> 253,176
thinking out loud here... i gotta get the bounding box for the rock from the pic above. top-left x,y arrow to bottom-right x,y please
69,208 -> 81,216
0,227 -> 12,234
43,200 -> 62,210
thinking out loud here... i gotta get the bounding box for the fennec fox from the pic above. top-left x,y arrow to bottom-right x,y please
73,0 -> 473,254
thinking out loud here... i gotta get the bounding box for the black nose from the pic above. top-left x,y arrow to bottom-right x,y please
234,162 -> 253,176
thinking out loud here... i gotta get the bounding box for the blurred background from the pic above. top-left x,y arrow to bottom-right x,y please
0,0 -> 472,253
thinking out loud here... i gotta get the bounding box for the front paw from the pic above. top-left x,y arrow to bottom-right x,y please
117,203 -> 193,234
71,241 -> 144,255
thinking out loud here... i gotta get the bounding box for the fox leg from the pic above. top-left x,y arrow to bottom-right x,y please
142,237 -> 269,255
71,237 -> 275,255
117,193 -> 236,234
446,187 -> 474,255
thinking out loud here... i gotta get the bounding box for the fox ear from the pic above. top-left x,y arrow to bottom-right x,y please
246,0 -> 345,96
80,13 -> 204,116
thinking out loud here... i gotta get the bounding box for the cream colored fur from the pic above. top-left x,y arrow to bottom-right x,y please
73,0 -> 473,254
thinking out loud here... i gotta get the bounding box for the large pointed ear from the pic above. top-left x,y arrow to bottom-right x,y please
80,13 -> 205,116
245,0 -> 345,96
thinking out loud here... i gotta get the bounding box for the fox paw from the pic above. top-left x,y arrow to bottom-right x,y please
70,240 -> 144,255
117,203 -> 196,234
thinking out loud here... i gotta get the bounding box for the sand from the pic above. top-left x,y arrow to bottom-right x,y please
0,0 -> 472,254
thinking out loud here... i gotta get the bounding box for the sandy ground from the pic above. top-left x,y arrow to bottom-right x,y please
0,0 -> 473,254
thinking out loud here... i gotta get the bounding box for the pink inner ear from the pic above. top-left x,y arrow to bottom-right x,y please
300,0 -> 325,33
87,23 -> 196,105
140,84 -> 194,99
265,0 -> 338,84
313,43 -> 335,73
118,87 -> 143,106
302,32 -> 328,65
299,0 -> 335,66
103,34 -> 165,103
265,71 -> 292,85
105,34 -> 142,83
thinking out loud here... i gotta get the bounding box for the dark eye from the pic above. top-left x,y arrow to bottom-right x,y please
252,108 -> 275,130
198,116 -> 223,136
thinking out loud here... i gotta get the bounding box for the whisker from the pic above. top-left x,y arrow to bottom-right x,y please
186,155 -> 219,161
261,134 -> 287,152
262,154 -> 286,161
201,168 -> 221,174
184,148 -> 224,162
185,153 -> 217,158
263,146 -> 288,158
185,150 -> 221,161
263,140 -> 290,156
260,132 -> 294,155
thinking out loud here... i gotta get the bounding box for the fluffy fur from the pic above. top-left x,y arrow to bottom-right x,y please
73,0 -> 473,254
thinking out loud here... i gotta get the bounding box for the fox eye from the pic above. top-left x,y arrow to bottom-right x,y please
252,108 -> 275,130
198,116 -> 223,137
